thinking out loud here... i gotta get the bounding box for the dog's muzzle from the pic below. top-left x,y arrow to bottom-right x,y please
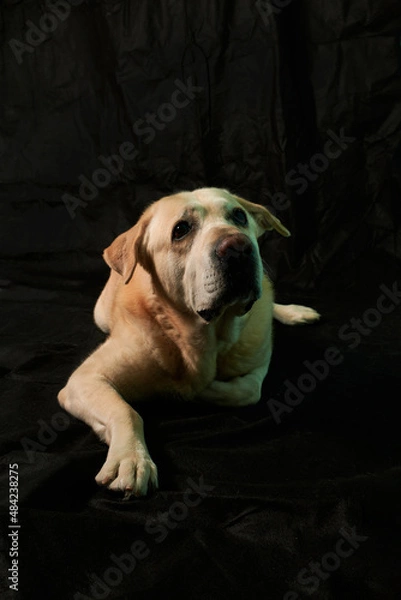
196,233 -> 261,322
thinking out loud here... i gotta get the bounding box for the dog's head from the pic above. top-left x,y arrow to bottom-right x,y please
103,188 -> 290,322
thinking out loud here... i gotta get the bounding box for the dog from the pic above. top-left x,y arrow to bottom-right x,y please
58,188 -> 320,497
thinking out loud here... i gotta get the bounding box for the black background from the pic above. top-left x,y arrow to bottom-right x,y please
1,1 -> 401,599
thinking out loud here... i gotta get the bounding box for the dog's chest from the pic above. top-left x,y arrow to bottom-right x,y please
214,303 -> 272,380
216,336 -> 266,380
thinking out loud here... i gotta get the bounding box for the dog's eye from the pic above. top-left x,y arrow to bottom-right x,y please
232,208 -> 248,226
172,220 -> 192,241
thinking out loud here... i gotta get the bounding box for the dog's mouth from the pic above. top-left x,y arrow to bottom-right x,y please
197,298 -> 256,323
197,308 -> 221,323
196,294 -> 258,323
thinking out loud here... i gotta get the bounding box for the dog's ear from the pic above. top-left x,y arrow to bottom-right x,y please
103,217 -> 149,284
234,195 -> 291,238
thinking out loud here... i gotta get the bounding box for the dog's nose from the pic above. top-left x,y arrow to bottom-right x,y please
215,234 -> 253,260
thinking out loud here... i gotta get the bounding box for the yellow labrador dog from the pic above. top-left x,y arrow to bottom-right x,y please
58,188 -> 319,497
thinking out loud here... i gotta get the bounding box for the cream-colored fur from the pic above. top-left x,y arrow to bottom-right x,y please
58,188 -> 320,497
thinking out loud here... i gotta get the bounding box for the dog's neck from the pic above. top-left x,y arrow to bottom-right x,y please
129,266 -> 249,369
213,307 -> 249,347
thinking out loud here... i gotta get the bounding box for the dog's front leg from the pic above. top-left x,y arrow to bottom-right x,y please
197,364 -> 269,407
58,349 -> 158,498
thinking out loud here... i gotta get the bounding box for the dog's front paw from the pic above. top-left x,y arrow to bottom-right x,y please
95,445 -> 158,499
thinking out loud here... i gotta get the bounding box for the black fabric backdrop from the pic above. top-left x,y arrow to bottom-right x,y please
1,1 -> 401,599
